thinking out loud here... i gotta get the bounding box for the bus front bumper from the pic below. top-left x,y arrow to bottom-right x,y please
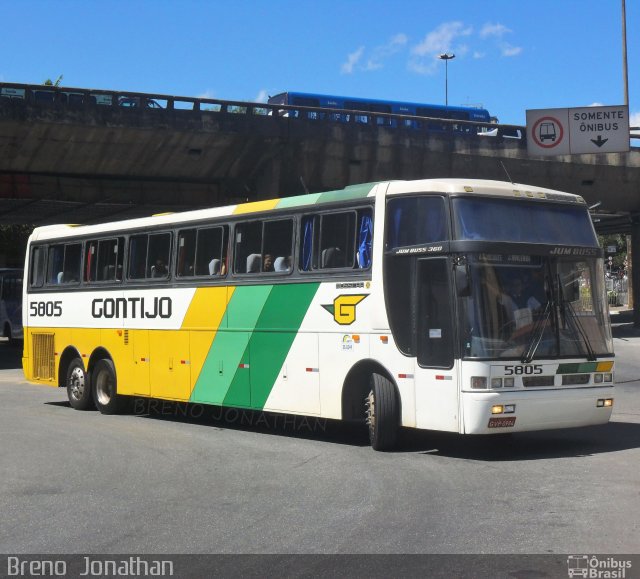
461,386 -> 615,434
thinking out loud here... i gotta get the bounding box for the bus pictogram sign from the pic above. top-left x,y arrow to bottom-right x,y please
532,116 -> 564,149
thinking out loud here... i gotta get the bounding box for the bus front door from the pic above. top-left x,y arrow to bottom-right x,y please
414,258 -> 460,432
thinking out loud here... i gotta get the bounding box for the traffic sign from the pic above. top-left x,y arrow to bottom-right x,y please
526,105 -> 629,156
526,108 -> 570,156
569,105 -> 630,154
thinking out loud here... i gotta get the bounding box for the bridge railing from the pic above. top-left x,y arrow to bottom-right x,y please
0,82 -> 525,139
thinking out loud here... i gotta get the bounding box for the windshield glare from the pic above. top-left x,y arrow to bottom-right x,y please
459,256 -> 613,359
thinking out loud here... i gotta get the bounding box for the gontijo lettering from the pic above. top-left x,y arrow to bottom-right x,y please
92,297 -> 172,319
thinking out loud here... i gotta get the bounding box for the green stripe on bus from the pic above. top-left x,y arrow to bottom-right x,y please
317,183 -> 376,204
190,285 -> 273,404
245,282 -> 320,409
557,362 -> 598,374
192,283 -> 320,409
276,193 -> 322,209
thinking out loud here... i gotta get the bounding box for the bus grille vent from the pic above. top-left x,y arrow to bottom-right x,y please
32,333 -> 55,381
124,330 -> 129,345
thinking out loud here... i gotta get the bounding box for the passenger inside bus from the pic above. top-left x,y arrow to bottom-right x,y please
262,253 -> 274,272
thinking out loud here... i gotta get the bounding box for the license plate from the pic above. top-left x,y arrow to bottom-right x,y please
488,416 -> 516,428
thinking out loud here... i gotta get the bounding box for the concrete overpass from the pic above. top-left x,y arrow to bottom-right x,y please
1,82 -> 639,323
1,82 -> 639,227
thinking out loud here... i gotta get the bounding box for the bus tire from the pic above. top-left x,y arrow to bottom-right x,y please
66,358 -> 94,410
92,359 -> 125,415
365,373 -> 399,451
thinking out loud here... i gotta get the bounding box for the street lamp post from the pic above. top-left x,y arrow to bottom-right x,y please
438,53 -> 455,106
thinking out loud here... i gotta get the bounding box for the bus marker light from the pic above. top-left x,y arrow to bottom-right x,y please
504,405 -> 516,414
604,373 -> 613,382
435,375 -> 452,381
504,377 -> 515,388
604,399 -> 613,407
238,363 -> 250,369
491,378 -> 503,389
352,335 -> 360,343
491,405 -> 504,414
379,336 -> 389,344
594,373 -> 603,383
471,377 -> 487,389
596,361 -> 614,372
398,373 -> 414,379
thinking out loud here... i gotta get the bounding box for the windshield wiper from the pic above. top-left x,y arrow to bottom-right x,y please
521,299 -> 552,363
521,270 -> 555,364
558,275 -> 596,361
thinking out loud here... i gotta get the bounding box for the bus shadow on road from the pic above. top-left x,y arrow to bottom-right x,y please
399,421 -> 640,460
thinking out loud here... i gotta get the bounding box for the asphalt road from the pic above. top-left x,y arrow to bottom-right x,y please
0,316 -> 638,555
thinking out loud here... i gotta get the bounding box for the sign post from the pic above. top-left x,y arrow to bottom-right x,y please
526,105 -> 629,156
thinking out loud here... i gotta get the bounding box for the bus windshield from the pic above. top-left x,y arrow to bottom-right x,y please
458,255 -> 613,360
452,197 -> 597,245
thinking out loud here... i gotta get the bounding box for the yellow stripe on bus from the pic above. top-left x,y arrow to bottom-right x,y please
181,286 -> 236,398
233,199 -> 280,215
181,286 -> 234,331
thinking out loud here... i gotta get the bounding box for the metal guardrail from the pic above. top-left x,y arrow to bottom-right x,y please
0,82 -> 525,139
606,277 -> 629,306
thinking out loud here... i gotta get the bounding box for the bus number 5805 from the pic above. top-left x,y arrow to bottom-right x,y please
504,365 -> 543,375
29,301 -> 62,317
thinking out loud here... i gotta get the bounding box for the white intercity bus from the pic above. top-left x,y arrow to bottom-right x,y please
22,179 -> 615,450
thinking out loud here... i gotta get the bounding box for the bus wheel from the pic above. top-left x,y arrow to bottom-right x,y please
365,373 -> 399,451
66,358 -> 94,410
92,359 -> 124,415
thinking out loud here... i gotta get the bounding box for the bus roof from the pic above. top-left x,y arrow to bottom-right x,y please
28,179 -> 584,242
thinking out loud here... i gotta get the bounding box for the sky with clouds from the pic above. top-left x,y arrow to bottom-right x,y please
1,0 -> 638,129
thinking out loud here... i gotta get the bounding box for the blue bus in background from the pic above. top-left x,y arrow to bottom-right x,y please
0,268 -> 23,344
267,91 -> 493,133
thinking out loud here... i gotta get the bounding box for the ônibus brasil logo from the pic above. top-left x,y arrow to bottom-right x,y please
567,555 -> 632,578
322,294 -> 368,325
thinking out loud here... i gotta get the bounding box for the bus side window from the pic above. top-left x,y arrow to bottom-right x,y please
319,211 -> 356,269
263,219 -> 293,274
128,235 -> 149,280
356,209 -> 373,268
85,241 -> 98,282
177,229 -> 197,277
148,233 -> 171,279
195,225 -> 227,276
234,222 -> 262,274
300,216 -> 315,272
128,233 -> 170,280
234,219 -> 293,275
47,243 -> 81,285
96,238 -> 123,282
300,210 -> 371,271
30,247 -> 45,288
